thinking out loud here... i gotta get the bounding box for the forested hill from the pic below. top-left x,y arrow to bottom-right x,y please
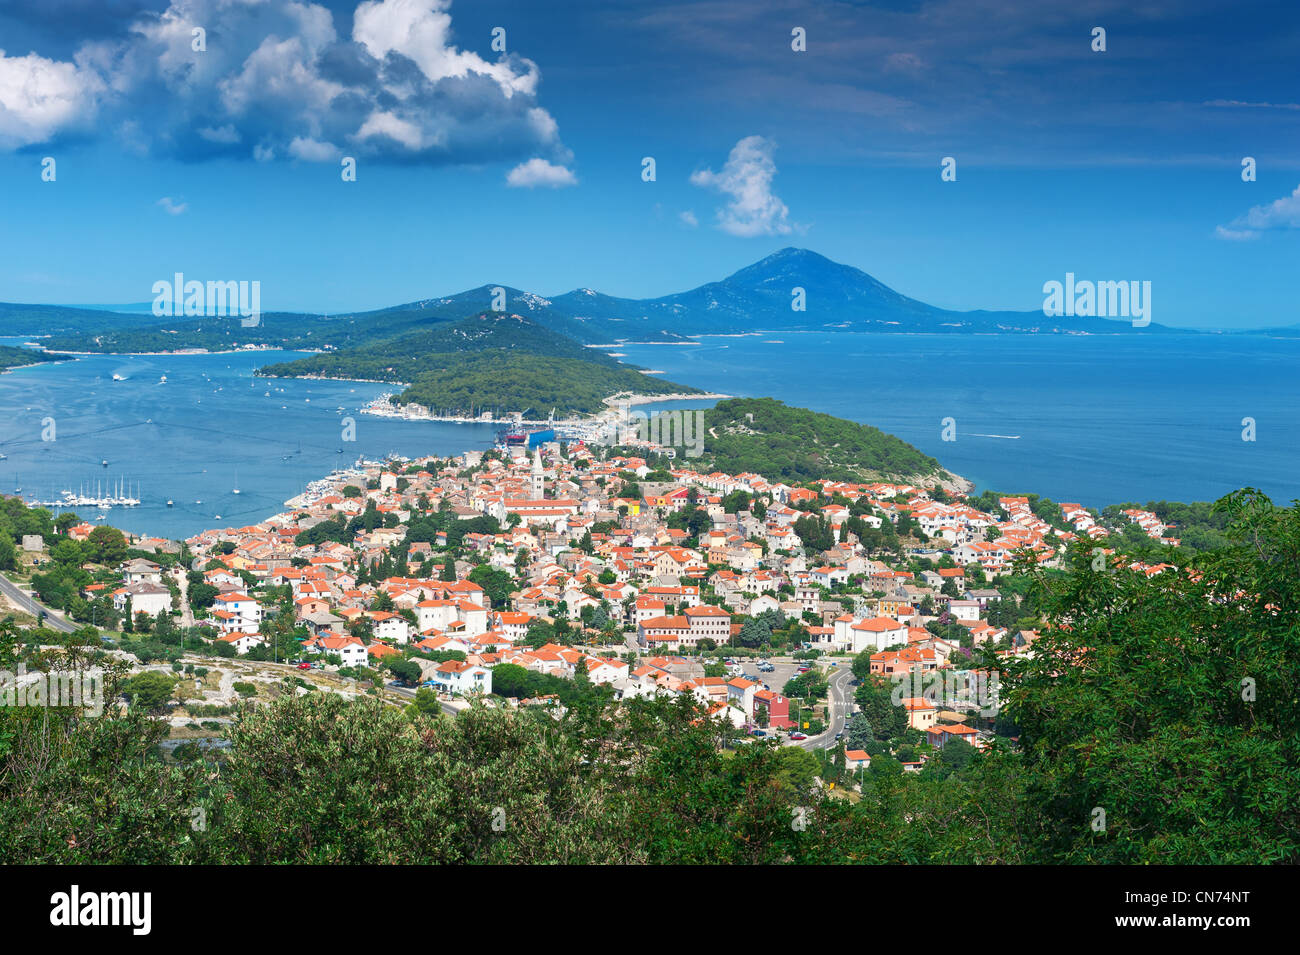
256,312 -> 627,380
0,344 -> 73,371
257,312 -> 701,418
688,397 -> 951,485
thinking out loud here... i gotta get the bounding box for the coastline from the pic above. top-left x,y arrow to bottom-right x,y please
359,389 -> 734,427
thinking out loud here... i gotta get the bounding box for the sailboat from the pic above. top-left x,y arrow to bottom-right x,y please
232,468 -> 241,495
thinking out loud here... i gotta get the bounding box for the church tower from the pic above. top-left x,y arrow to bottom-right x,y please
531,450 -> 545,499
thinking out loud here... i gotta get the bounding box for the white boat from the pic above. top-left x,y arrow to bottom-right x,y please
112,374 -> 127,382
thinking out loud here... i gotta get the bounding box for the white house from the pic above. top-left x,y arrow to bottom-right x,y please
113,582 -> 171,618
308,634 -> 368,667
430,660 -> 492,696
370,611 -> 411,644
210,592 -> 263,632
216,631 -> 265,655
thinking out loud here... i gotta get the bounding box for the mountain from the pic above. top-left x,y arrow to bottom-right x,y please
24,248 -> 1178,353
552,248 -> 1172,337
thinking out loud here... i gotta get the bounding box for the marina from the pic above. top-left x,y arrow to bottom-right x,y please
27,476 -> 142,510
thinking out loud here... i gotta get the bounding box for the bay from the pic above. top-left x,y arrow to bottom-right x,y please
0,344 -> 497,539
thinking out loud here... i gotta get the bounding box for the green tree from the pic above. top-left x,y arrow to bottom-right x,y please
86,525 -> 128,565
120,672 -> 176,711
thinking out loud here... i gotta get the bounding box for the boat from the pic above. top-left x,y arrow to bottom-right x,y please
112,374 -> 127,382
166,500 -> 174,508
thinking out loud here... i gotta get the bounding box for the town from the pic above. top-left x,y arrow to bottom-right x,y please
3,425 -> 1188,784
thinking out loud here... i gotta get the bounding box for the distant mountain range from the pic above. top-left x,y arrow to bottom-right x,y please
2,248 -> 1253,350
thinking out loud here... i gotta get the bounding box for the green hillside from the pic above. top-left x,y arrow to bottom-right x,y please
689,397 -> 945,483
0,344 -> 73,371
257,313 -> 700,417
394,352 -> 698,417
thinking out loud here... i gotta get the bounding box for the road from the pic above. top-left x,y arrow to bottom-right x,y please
376,679 -> 463,717
797,665 -> 855,751
0,572 -> 76,633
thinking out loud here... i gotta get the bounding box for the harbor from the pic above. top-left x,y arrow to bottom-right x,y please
26,477 -> 142,511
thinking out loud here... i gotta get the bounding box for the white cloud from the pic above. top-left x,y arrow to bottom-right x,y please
690,135 -> 795,237
1217,182 -> 1300,239
506,158 -> 577,188
1214,226 -> 1258,241
1203,99 -> 1300,111
0,48 -> 102,149
353,0 -> 537,97
289,136 -> 341,161
679,209 -> 698,228
156,196 -> 188,215
0,0 -> 570,170
355,111 -> 426,151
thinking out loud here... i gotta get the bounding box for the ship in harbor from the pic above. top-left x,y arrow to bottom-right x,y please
496,425 -> 556,450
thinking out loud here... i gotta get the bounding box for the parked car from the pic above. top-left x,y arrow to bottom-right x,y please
797,665 -> 811,673
789,731 -> 808,740
296,662 -> 311,670
750,729 -> 767,737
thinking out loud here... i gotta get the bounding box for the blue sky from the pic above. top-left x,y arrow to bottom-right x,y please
0,0 -> 1298,327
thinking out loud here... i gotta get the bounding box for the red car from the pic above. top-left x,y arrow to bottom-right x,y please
789,732 -> 808,740
297,662 -> 312,670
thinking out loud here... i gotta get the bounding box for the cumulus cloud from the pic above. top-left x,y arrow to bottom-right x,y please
156,196 -> 188,215
690,135 -> 795,237
0,0 -> 569,169
1216,182 -> 1300,240
678,209 -> 698,228
0,48 -> 103,149
505,157 -> 576,188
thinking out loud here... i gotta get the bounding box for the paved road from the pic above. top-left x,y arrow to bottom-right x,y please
798,665 -> 855,751
381,680 -> 463,717
0,572 -> 76,633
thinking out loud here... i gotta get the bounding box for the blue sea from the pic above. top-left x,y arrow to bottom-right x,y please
618,331 -> 1300,510
0,331 -> 1295,539
0,343 -> 497,539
